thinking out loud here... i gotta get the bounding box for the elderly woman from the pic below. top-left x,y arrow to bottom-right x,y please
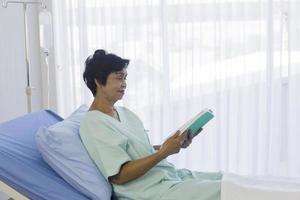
80,49 -> 222,200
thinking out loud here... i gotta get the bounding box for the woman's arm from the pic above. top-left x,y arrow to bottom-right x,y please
109,150 -> 165,185
109,131 -> 186,185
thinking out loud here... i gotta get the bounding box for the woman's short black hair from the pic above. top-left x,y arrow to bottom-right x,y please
83,49 -> 129,97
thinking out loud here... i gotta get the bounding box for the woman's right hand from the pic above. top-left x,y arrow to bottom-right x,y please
158,130 -> 187,158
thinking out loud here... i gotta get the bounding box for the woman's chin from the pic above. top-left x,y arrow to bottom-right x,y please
116,93 -> 125,100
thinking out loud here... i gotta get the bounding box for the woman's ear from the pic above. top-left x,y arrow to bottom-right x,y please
94,79 -> 101,87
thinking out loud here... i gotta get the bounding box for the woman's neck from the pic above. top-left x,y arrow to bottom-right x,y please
90,95 -> 116,114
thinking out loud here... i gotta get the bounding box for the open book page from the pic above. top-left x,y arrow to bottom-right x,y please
178,108 -> 214,137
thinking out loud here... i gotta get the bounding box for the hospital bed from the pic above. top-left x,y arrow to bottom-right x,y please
1,110 -> 300,200
0,110 -> 90,200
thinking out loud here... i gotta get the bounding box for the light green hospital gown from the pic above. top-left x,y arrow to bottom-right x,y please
80,106 -> 222,200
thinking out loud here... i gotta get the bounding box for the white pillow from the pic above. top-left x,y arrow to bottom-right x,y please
36,105 -> 112,200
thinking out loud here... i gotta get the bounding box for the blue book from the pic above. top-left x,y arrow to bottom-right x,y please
179,108 -> 214,137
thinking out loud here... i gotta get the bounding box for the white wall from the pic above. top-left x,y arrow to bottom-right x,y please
0,3 -> 43,123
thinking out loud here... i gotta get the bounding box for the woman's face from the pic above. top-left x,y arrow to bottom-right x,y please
98,69 -> 127,102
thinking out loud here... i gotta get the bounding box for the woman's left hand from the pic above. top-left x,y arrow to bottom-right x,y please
181,128 -> 203,148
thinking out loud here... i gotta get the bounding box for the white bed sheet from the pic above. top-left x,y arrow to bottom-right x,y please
221,173 -> 300,200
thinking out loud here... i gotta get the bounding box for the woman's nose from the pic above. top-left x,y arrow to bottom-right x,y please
121,80 -> 127,87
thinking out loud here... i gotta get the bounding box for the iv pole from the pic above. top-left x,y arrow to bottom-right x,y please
2,0 -> 46,113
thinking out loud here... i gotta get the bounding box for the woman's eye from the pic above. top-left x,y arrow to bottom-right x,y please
116,76 -> 127,81
115,74 -> 127,81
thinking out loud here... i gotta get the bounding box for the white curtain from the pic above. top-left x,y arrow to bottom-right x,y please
52,0 -> 300,177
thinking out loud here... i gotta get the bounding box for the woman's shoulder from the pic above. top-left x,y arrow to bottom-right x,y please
81,110 -> 100,120
80,111 -> 116,137
80,109 -> 129,143
80,110 -> 108,128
